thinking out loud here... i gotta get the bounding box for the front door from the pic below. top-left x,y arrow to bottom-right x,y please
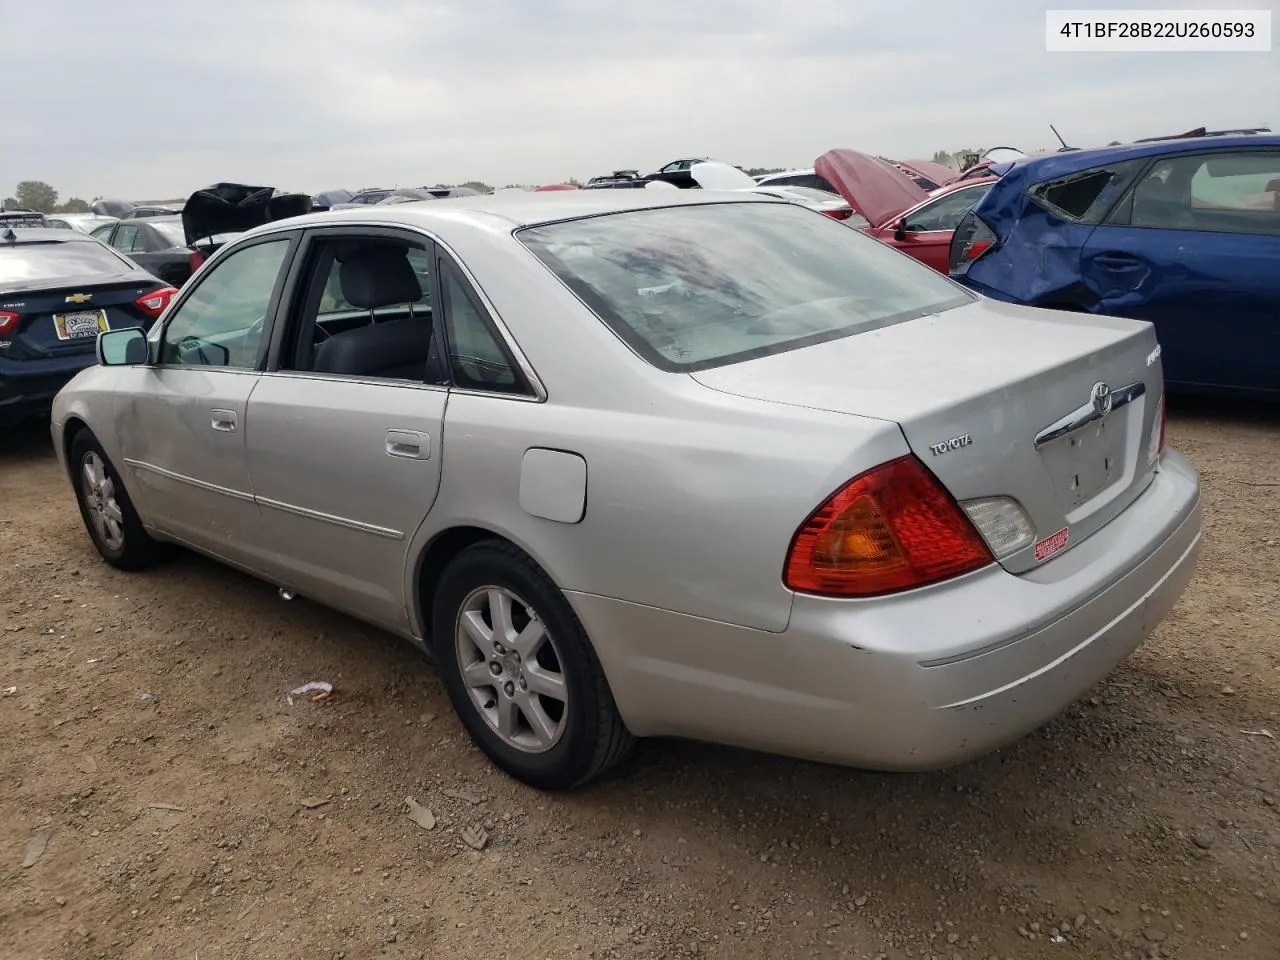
111,234 -> 296,570
889,182 -> 994,273
243,227 -> 447,632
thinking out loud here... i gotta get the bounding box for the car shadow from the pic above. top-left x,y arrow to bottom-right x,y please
0,418 -> 57,464
1168,392 -> 1280,427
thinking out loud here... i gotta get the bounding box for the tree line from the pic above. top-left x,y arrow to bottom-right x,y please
2,181 -> 92,214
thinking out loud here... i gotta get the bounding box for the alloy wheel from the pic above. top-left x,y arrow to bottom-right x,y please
82,452 -> 125,551
454,585 -> 568,753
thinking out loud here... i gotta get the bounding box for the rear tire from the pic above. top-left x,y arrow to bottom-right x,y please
432,539 -> 633,790
69,429 -> 170,570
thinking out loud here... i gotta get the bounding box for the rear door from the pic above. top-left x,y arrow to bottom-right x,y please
243,226 -> 447,632
109,233 -> 298,569
1080,148 -> 1280,394
116,223 -> 184,286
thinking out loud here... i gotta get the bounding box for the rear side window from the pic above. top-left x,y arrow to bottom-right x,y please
520,202 -> 973,372
152,221 -> 187,248
1028,159 -> 1143,223
0,242 -> 128,283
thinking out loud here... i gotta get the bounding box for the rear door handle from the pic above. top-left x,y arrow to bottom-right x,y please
210,409 -> 237,432
386,429 -> 430,460
1093,252 -> 1142,269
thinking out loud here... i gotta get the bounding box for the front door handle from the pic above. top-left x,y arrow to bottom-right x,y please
386,429 -> 430,460
210,409 -> 237,432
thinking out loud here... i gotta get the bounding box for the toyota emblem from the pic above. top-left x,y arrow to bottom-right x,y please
1090,381 -> 1113,417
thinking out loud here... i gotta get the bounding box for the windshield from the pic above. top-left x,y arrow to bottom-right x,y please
0,242 -> 128,283
519,202 -> 972,372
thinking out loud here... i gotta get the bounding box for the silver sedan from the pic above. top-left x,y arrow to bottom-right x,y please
51,190 -> 1202,789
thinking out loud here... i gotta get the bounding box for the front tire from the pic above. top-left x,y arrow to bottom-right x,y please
69,430 -> 170,570
432,540 -> 633,790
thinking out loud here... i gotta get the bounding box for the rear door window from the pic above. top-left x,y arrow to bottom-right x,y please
113,224 -> 143,254
0,242 -> 129,283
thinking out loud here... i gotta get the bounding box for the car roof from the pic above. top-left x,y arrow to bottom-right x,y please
260,189 -> 779,234
1,228 -> 97,244
1005,135 -> 1280,183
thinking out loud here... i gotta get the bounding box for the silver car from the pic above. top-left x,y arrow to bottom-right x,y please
50,191 -> 1203,789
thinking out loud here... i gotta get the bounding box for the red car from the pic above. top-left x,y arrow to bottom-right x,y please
814,149 -> 997,273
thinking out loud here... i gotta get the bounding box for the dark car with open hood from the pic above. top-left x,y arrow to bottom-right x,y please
0,227 -> 179,425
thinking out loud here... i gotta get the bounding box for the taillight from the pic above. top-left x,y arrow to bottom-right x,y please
948,211 -> 997,276
135,286 -> 179,319
823,208 -> 853,220
0,310 -> 18,336
784,455 -> 994,598
1147,392 -> 1166,466
190,249 -> 204,272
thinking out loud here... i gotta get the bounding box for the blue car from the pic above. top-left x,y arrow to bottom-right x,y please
949,136 -> 1280,399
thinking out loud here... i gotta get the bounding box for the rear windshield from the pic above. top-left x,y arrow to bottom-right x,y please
151,221 -> 186,246
518,202 -> 972,371
0,242 -> 128,283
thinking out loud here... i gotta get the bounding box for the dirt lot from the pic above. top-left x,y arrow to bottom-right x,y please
2,402 -> 1277,960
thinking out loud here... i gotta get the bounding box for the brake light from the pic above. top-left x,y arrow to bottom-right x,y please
823,208 -> 853,220
0,310 -> 18,336
948,212 -> 997,276
190,249 -> 204,272
784,455 -> 994,597
135,286 -> 179,319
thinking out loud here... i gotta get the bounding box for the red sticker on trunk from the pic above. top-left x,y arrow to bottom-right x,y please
1034,527 -> 1069,562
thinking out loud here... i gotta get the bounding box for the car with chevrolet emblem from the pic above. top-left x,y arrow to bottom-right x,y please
0,226 -> 179,426
49,188 -> 1202,789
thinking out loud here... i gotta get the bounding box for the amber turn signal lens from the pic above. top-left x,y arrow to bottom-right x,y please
784,455 -> 994,597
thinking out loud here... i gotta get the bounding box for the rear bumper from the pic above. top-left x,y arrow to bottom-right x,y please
570,450 -> 1202,770
0,353 -> 96,424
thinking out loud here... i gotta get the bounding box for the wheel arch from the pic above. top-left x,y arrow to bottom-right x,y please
411,524 -> 564,643
59,415 -> 92,482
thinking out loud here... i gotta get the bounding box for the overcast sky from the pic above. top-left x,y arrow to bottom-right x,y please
3,0 -> 1276,199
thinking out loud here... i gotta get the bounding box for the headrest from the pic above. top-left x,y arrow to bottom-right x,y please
339,245 -> 422,310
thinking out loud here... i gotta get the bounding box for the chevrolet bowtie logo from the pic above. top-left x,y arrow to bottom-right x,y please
66,293 -> 93,304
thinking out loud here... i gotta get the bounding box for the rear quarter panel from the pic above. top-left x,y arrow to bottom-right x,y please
963,185 -> 1097,305
400,218 -> 910,634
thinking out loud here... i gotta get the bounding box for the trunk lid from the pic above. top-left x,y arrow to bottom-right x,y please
2,277 -> 165,360
182,182 -> 313,246
690,297 -> 1166,574
814,149 -> 929,228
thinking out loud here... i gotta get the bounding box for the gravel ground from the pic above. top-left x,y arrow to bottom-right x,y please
2,399 -> 1278,960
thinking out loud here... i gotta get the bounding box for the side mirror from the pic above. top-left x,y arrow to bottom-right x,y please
97,327 -> 149,366
893,218 -> 908,242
